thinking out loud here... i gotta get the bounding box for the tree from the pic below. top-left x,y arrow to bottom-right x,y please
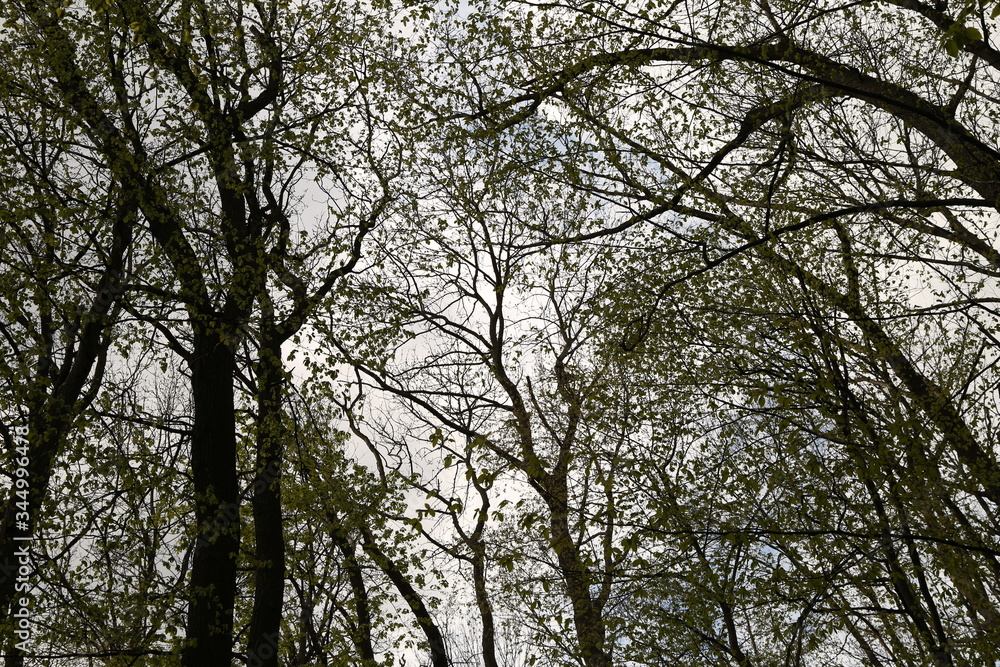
396,0 -> 1000,663
325,125 -> 671,667
0,0 -> 398,664
6,0 -> 1000,664
0,58 -> 136,665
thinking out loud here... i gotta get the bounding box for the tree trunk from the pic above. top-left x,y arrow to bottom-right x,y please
183,336 -> 240,667
247,329 -> 286,667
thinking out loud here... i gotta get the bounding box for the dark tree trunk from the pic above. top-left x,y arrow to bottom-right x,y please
471,552 -> 499,667
183,337 -> 240,667
247,329 -> 286,667
331,526 -> 377,664
359,527 -> 450,667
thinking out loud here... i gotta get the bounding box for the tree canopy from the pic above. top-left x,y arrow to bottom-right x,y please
1,0 -> 1000,665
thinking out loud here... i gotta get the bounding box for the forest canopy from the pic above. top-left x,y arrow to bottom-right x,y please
1,0 -> 999,665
